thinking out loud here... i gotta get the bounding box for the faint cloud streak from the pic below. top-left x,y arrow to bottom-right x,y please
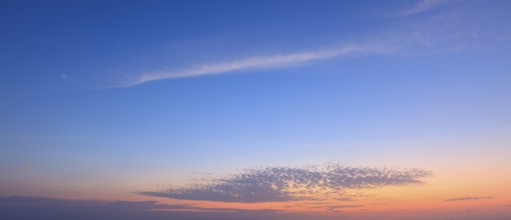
393,0 -> 449,16
444,196 -> 493,202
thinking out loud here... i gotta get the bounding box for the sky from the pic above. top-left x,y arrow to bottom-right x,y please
1,0 -> 511,219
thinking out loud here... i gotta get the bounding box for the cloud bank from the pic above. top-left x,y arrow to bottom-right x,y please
140,164 -> 432,203
0,196 -> 287,220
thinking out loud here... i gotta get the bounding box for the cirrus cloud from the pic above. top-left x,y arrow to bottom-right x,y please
392,0 -> 450,17
112,44 -> 391,88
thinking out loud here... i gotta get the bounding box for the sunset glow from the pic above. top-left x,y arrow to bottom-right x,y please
1,0 -> 511,219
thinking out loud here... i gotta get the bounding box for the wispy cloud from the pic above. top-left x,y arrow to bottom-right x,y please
140,163 -> 432,203
113,44 -> 392,88
100,0 -> 508,89
393,0 -> 449,16
444,196 -> 493,202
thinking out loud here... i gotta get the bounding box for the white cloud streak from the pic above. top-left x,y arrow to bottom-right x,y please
117,44 -> 392,88
101,0 -> 505,89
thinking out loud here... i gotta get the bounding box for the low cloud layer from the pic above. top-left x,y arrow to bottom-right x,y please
0,196 -> 286,220
140,164 -> 432,203
2,196 -> 509,220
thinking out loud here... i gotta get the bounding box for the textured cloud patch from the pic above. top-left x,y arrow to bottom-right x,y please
140,164 -> 432,203
444,196 -> 493,202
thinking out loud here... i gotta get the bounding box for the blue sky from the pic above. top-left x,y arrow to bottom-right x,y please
1,0 -> 511,219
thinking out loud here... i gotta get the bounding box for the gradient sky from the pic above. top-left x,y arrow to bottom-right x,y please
1,0 -> 511,219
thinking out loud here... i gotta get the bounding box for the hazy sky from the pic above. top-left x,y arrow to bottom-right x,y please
1,0 -> 511,219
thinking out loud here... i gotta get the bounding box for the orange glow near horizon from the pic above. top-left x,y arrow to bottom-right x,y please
4,162 -> 510,217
